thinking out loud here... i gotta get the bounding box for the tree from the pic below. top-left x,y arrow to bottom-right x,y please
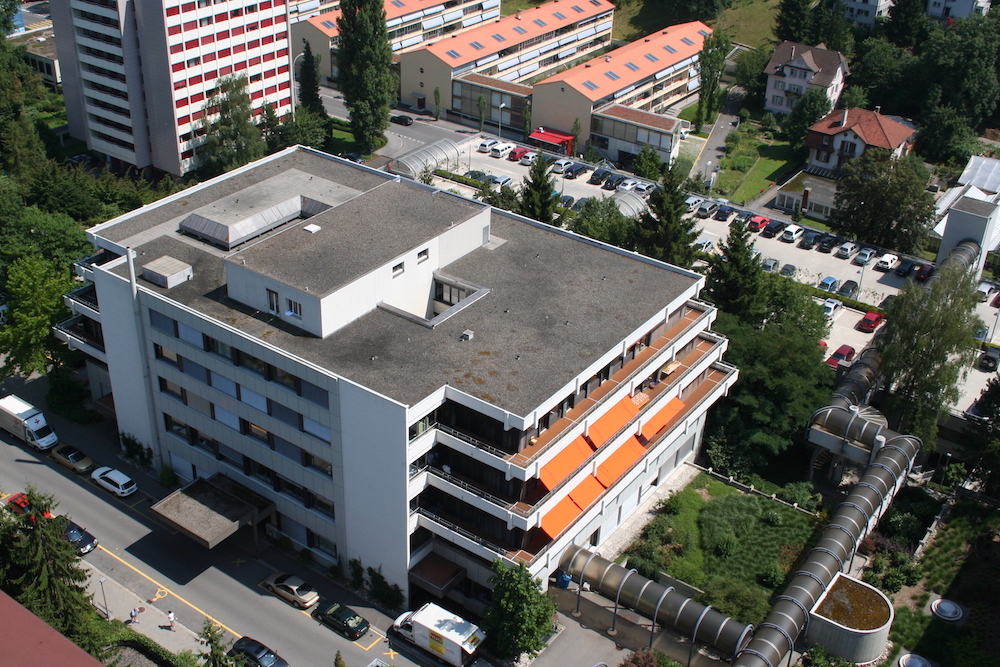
0,0 -> 17,34
962,377 -> 1000,495
197,620 -> 241,667
280,107 -> 328,149
733,46 -> 770,104
917,105 -> 979,164
335,651 -> 347,667
433,86 -> 442,121
0,256 -> 74,378
198,75 -> 266,178
839,86 -> 868,110
828,149 -> 935,253
632,144 -> 664,180
259,102 -> 284,153
337,0 -> 394,150
477,94 -> 487,132
297,39 -> 327,118
517,156 -> 558,225
784,87 -> 831,151
477,183 -> 520,211
483,560 -> 557,659
568,197 -> 636,249
877,260 -> 982,444
706,220 -> 767,326
774,0 -> 813,42
695,30 -> 730,132
633,164 -> 699,269
0,487 -> 103,655
522,102 -> 532,141
25,160 -> 103,222
885,0 -> 931,49
809,2 -> 854,57
803,644 -> 860,667
850,37 -> 915,116
0,114 -> 47,180
570,117 -> 582,156
0,206 -> 89,279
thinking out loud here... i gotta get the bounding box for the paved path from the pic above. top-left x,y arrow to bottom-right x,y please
690,89 -> 745,186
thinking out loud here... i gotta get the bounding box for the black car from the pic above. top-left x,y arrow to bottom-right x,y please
713,205 -> 735,221
817,234 -> 840,253
564,163 -> 590,179
314,600 -> 371,640
571,197 -> 591,212
558,195 -> 575,208
341,153 -> 364,163
228,637 -> 290,667
602,174 -> 627,190
895,259 -> 917,277
733,211 -> 752,226
463,170 -> 487,183
760,219 -> 787,238
588,168 -> 612,185
798,231 -> 820,249
837,280 -> 859,299
390,115 -> 414,126
63,519 -> 98,555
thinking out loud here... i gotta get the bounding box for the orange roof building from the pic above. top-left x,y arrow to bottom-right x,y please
804,107 -> 916,173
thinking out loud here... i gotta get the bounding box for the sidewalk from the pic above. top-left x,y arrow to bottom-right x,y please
84,561 -> 203,657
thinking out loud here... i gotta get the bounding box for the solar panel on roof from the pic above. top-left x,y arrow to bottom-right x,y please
589,0 -> 602,5
698,30 -> 709,36
582,80 -> 598,90
645,53 -> 659,62
605,71 -> 620,81
492,33 -> 506,41
664,45 -> 677,54
513,25 -> 527,34
321,20 -> 334,28
624,62 -> 639,71
391,0 -> 404,5
471,41 -> 484,50
571,5 -> 584,11
446,49 -> 461,58
681,37 -> 694,45
553,11 -> 566,18
533,18 -> 546,26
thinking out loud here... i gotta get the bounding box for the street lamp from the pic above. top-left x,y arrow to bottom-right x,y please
498,102 -> 506,140
289,39 -> 309,118
98,577 -> 109,620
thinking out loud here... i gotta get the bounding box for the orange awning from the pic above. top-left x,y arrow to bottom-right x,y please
568,475 -> 606,511
640,397 -> 686,441
541,495 -> 583,539
596,437 -> 647,486
587,395 -> 640,447
539,436 -> 593,490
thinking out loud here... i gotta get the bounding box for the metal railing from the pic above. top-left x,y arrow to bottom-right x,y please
412,507 -> 508,557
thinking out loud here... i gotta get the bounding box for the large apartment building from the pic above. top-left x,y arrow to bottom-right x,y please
57,146 -> 736,612
52,0 -> 293,176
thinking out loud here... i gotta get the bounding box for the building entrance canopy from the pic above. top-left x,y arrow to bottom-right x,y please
529,127 -> 575,155
388,138 -> 462,180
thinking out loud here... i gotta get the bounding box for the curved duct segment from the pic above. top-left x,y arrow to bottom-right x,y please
560,545 -> 753,658
925,239 -> 981,289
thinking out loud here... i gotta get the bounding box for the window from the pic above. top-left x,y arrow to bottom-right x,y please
248,458 -> 273,484
272,367 -> 299,392
182,358 -> 209,384
150,310 -> 177,335
286,299 -> 302,318
663,45 -> 677,54
242,419 -> 271,443
841,141 -> 857,155
772,94 -> 784,105
306,453 -> 333,476
199,16 -> 213,26
239,351 -> 266,376
571,5 -> 585,11
159,377 -> 185,400
206,337 -> 233,361
186,393 -> 212,417
680,37 -> 694,46
217,443 -> 243,468
774,80 -> 784,91
187,56 -> 201,66
312,495 -> 336,520
277,475 -> 306,503
417,248 -> 429,263
533,19 -> 546,27
269,400 -> 300,428
303,416 -> 331,442
213,404 -> 241,430
644,53 -> 658,63
553,11 -> 566,18
266,289 -> 279,313
312,531 -> 337,557
239,386 -> 267,412
470,41 -> 484,50
605,71 -> 620,81
582,80 -> 599,91
513,25 -> 527,34
492,33 -> 506,42
165,414 -> 189,439
392,262 -> 404,276
300,380 -> 329,409
816,151 -> 830,163
155,344 -> 181,367
445,49 -> 460,59
624,62 -> 639,72
273,435 -> 300,462
321,19 -> 335,27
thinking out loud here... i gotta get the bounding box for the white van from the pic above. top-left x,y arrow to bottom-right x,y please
489,142 -> 515,158
477,138 -> 499,153
780,224 -> 803,243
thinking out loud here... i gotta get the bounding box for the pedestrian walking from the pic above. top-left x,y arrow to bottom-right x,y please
130,607 -> 139,624
167,610 -> 176,631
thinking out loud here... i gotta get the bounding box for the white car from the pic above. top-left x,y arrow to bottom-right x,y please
875,253 -> 898,271
617,179 -> 640,192
823,298 -> 843,319
685,196 -> 704,213
91,467 -> 138,497
633,183 -> 656,197
519,152 -> 538,166
552,158 -> 574,173
476,138 -> 499,153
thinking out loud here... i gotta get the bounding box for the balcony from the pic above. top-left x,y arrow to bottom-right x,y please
64,284 -> 100,321
74,249 -> 119,281
54,315 -> 107,363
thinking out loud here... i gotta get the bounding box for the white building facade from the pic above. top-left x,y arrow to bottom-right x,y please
57,147 -> 736,611
52,0 -> 294,176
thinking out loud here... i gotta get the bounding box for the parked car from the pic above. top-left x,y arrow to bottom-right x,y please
858,311 -> 885,333
390,115 -> 414,126
564,163 -> 590,179
966,397 -> 992,423
633,182 -> 656,197
91,467 -> 137,497
817,234 -> 840,253
875,253 -> 898,271
895,259 -> 917,277
760,219 -> 787,238
976,280 -> 998,302
484,174 -> 512,188
571,197 -> 591,212
880,294 -> 897,310
780,263 -> 797,277
463,170 -> 487,182
799,231 -> 821,249
763,257 -> 780,272
818,276 -> 840,292
837,280 -> 859,299
714,205 -> 736,221
914,264 -> 935,282
603,174 -> 627,190
341,152 -> 364,163
684,195 -> 704,212
552,158 -> 574,173
64,519 -> 98,555
588,168 -> 612,185
558,195 -> 575,208
489,142 -> 515,158
853,248 -> 877,266
228,637 -> 290,667
314,600 -> 371,640
835,242 -> 858,259
826,344 -> 856,369
822,298 -> 843,319
746,215 -> 770,232
696,201 -> 720,218
265,572 -> 320,609
780,224 -> 803,243
477,138 -> 499,153
617,178 -> 640,192
981,347 -> 1000,371
6,492 -> 54,522
733,210 -> 753,226
519,151 -> 538,166
51,444 -> 96,474
695,237 -> 715,253
992,291 -> 1000,308
508,147 -> 531,161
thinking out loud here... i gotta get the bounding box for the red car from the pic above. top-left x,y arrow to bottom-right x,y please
826,344 -> 856,369
508,147 -> 531,162
6,492 -> 54,523
857,312 -> 885,333
991,291 -> 1000,308
747,215 -> 770,232
914,264 -> 935,282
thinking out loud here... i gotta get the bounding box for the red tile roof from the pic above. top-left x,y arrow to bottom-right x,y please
307,0 -> 459,37
539,21 -> 711,102
806,108 -> 916,151
0,590 -> 106,667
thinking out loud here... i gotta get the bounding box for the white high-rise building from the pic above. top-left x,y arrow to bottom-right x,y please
52,0 -> 293,176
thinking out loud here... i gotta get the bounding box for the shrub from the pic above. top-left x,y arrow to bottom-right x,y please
657,493 -> 683,515
731,155 -> 756,172
158,465 -> 178,488
716,535 -> 738,558
701,576 -> 771,626
858,536 -> 877,556
758,562 -> 785,588
881,569 -> 907,594
871,553 -> 890,575
778,482 -> 821,511
299,548 -> 314,565
349,558 -> 365,590
763,511 -> 782,527
699,494 -> 762,553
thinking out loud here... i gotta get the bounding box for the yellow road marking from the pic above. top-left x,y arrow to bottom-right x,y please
358,628 -> 386,651
383,647 -> 399,660
97,544 -> 240,636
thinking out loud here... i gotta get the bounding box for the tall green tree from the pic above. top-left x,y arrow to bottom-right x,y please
338,0 -> 395,150
297,39 -> 327,118
570,117 -> 582,155
198,75 -> 266,178
917,16 -> 1000,127
962,377 -> 1000,495
774,0 -> 813,43
632,144 -> 664,180
281,107 -> 328,149
0,487 -> 103,656
568,196 -> 636,249
850,37 -> 915,116
0,206 -> 89,279
809,2 -> 854,57
917,105 -> 979,164
695,30 -> 730,132
633,164 -> 698,268
783,87 -> 831,151
517,156 -> 558,225
885,0 -> 931,49
0,256 -> 74,378
828,149 -> 934,253
483,560 -> 557,659
197,619 -> 241,667
259,102 -> 284,153
433,86 -> 442,121
706,220 -> 767,325
522,102 -> 532,141
477,94 -> 487,131
733,46 -> 770,104
839,86 -> 869,111
477,183 -> 520,212
26,160 -> 103,222
877,260 -> 982,444
0,114 -> 47,180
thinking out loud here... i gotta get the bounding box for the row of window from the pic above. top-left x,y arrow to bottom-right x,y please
169,30 -> 286,57
177,81 -> 289,128
169,0 -> 280,17
174,64 -> 286,93
164,413 -> 335,518
149,309 -> 330,407
167,12 -> 285,38
171,44 -> 288,74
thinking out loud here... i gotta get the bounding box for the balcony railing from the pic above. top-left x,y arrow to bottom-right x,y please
412,507 -> 508,557
66,283 -> 100,310
55,315 -> 105,352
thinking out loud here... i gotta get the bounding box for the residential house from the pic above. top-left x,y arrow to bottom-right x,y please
763,41 -> 849,115
926,0 -> 990,19
842,0 -> 895,24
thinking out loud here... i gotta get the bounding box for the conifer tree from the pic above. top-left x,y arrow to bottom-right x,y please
337,0 -> 394,150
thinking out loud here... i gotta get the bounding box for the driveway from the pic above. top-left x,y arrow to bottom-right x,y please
690,88 -> 745,186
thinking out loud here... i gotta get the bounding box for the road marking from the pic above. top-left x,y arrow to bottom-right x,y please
358,628 -> 386,651
149,588 -> 169,602
383,647 -> 399,659
97,544 -> 240,636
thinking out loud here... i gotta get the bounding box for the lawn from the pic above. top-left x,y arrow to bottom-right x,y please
714,0 -> 781,48
728,139 -> 798,204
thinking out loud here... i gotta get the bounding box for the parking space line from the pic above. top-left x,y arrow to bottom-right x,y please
358,628 -> 386,651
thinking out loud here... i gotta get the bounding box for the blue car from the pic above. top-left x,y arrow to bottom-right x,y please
818,276 -> 840,292
714,205 -> 736,221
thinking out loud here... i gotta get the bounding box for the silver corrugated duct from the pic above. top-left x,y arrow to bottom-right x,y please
560,545 -> 753,658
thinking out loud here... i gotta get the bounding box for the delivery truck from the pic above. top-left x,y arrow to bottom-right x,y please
0,395 -> 59,451
392,602 -> 486,667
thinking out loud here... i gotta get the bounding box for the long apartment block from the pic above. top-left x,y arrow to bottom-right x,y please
53,0 -> 293,176
57,146 -> 736,611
